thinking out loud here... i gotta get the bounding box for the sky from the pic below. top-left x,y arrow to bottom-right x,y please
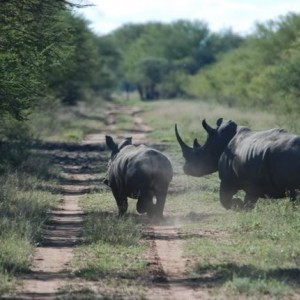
75,0 -> 300,36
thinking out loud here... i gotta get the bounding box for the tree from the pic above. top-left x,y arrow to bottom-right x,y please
0,0 -> 88,119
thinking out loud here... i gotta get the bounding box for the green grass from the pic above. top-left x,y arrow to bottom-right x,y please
28,98 -> 107,142
69,99 -> 300,298
0,140 -> 59,296
181,199 -> 300,298
134,99 -> 300,298
3,97 -> 299,298
73,192 -> 148,298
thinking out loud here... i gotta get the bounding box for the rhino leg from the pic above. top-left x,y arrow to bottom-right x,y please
136,199 -> 147,214
111,189 -> 128,216
136,191 -> 155,216
243,194 -> 258,210
289,189 -> 297,201
153,185 -> 168,219
220,181 -> 239,210
118,199 -> 128,217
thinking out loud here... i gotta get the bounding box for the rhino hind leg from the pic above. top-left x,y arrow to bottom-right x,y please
153,185 -> 169,219
136,190 -> 156,217
136,199 -> 147,214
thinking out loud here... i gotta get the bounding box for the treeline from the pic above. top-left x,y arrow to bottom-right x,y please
2,1 -> 300,127
0,0 -> 111,125
186,13 -> 300,114
100,21 -> 243,100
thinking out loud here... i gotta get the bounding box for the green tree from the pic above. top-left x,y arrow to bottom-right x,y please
0,0 -> 86,120
46,12 -> 102,105
109,20 -> 242,100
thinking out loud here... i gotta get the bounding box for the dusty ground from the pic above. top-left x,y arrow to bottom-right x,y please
10,105 -> 210,299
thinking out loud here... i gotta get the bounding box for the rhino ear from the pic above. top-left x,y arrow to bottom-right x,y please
105,135 -> 118,152
193,138 -> 201,148
125,137 -> 132,144
216,118 -> 223,127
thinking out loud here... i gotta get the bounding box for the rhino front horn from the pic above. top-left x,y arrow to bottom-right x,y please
175,124 -> 193,154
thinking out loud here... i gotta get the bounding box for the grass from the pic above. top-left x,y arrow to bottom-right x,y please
181,198 -> 300,298
0,146 -> 59,295
135,99 -> 300,298
28,98 -> 108,142
3,97 -> 300,298
72,192 -> 148,298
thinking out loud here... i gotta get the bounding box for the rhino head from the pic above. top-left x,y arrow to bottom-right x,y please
175,118 -> 237,177
105,135 -> 132,163
104,135 -> 133,186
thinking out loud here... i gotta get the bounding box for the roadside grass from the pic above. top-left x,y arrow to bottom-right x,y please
135,99 -> 300,298
73,191 -> 148,299
29,98 -> 107,142
53,99 -> 300,299
0,145 -> 58,295
182,199 -> 300,298
139,99 -> 278,146
9,97 -> 299,298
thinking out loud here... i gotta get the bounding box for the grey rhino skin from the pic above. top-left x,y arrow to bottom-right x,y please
175,118 -> 300,209
105,135 -> 173,217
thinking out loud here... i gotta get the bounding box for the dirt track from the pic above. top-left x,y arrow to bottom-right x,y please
12,105 -> 207,299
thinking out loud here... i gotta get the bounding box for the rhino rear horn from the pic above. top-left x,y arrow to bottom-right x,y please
193,138 -> 201,148
216,118 -> 223,126
202,119 -> 216,135
175,124 -> 193,154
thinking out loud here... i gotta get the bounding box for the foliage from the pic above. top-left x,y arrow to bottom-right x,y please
185,12 -> 300,114
74,192 -> 146,287
103,21 -> 243,100
0,0 -> 70,120
0,0 -> 108,124
0,145 -> 58,294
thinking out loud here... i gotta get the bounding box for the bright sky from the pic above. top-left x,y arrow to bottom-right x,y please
75,0 -> 300,36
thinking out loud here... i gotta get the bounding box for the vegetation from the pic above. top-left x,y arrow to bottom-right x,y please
59,99 -> 300,298
186,13 -> 300,115
103,22 -> 243,100
141,100 -> 300,298
73,193 -> 148,299
0,144 -> 58,294
2,0 -> 300,297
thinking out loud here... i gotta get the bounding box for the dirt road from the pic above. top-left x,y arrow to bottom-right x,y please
12,105 -> 207,299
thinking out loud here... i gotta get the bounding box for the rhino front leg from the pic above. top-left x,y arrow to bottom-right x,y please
244,193 -> 258,210
118,198 -> 128,217
220,181 -> 241,210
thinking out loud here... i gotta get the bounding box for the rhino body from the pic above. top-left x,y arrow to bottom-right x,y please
105,136 -> 173,217
175,119 -> 300,209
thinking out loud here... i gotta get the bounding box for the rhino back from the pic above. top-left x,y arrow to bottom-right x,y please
219,128 -> 300,196
108,145 -> 173,197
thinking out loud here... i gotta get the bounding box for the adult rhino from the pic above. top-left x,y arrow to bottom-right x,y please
105,135 -> 173,218
175,119 -> 300,209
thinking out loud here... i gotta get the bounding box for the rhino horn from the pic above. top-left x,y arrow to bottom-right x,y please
175,124 -> 193,154
202,119 -> 216,135
216,118 -> 223,126
193,138 -> 201,148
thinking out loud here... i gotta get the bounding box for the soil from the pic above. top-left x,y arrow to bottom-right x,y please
10,104 -> 211,299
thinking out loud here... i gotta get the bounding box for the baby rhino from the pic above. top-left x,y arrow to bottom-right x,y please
105,136 -> 173,218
